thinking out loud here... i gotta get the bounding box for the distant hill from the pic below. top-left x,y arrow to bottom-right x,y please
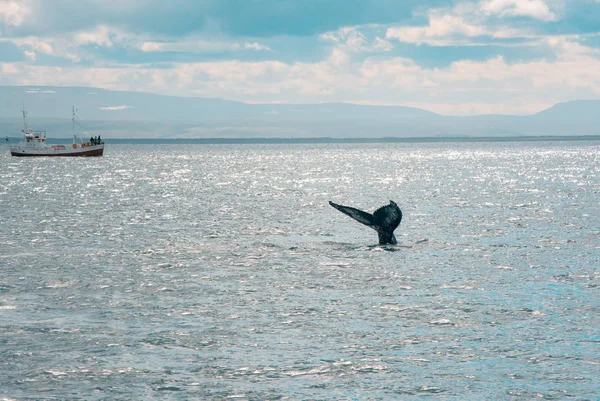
531,100 -> 600,123
1,86 -> 598,138
0,86 -> 438,121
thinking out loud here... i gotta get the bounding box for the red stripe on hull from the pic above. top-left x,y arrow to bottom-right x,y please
11,148 -> 104,157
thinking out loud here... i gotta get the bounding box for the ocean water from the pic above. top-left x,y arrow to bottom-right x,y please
1,141 -> 599,400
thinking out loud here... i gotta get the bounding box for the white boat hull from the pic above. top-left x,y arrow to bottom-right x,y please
10,144 -> 104,157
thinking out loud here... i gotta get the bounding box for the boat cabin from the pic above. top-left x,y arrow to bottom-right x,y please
24,130 -> 47,143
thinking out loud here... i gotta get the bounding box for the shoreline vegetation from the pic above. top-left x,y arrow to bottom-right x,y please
4,135 -> 600,145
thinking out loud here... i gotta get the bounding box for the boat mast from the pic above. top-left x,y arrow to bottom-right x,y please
22,105 -> 28,133
72,106 -> 77,145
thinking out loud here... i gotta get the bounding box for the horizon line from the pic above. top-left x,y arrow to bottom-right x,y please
5,135 -> 600,144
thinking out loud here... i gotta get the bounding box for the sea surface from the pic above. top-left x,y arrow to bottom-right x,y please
1,141 -> 599,400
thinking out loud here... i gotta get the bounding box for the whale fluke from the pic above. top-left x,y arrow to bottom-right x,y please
329,200 -> 402,245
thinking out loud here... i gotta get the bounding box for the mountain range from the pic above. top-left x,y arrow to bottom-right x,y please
1,86 -> 598,139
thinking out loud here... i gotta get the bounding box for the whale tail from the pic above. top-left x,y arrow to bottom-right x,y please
329,200 -> 402,245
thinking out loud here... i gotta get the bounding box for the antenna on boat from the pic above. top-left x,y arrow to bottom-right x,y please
72,106 -> 76,136
22,102 -> 28,134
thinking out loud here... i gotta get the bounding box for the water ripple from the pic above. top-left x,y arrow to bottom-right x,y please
1,142 -> 599,399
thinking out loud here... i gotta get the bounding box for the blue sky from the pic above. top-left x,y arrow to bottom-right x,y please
1,0 -> 599,115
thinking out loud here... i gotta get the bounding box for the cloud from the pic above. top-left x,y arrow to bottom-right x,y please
4,31 -> 599,116
73,25 -> 130,48
139,38 -> 273,54
386,14 -> 487,45
481,0 -> 557,21
0,0 -> 425,40
139,42 -> 163,52
244,42 -> 271,51
138,37 -> 262,53
100,105 -> 134,111
24,50 -> 36,60
10,37 -> 55,55
320,27 -> 366,46
3,35 -> 80,63
384,3 -> 544,46
372,36 -> 394,51
320,26 -> 393,52
1,0 -> 598,117
0,0 -> 30,27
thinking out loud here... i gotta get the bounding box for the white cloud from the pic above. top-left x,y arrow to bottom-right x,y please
384,4 -> 544,46
329,48 -> 350,67
4,25 -> 133,58
24,50 -> 36,60
0,25 -> 135,66
0,25 -> 135,68
319,28 -> 350,43
372,37 -> 394,51
9,35 -> 86,64
100,105 -> 134,111
0,0 -> 30,27
12,37 -> 55,55
74,25 -> 130,47
386,14 -> 487,45
65,52 -> 82,62
139,42 -> 164,52
320,27 -> 393,52
0,63 -> 19,75
481,0 -> 557,21
138,38 -> 242,53
244,42 -> 272,51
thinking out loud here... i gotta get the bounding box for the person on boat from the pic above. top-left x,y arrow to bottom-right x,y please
97,135 -> 101,144
90,136 -> 94,145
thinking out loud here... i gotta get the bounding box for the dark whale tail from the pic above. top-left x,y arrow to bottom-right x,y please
329,200 -> 402,245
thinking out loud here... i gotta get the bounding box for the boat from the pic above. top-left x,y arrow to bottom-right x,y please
9,107 -> 104,157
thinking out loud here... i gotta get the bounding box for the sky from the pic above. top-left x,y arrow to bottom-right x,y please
1,0 -> 599,115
